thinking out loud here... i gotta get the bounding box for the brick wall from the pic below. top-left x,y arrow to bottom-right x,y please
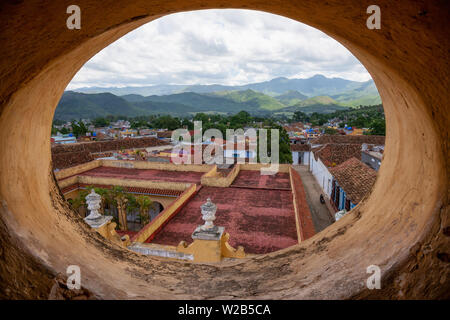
52,137 -> 169,169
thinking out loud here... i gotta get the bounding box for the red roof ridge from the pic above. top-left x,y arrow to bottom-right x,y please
329,157 -> 377,203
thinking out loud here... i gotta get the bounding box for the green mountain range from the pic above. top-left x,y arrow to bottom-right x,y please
208,89 -> 286,111
55,75 -> 381,120
74,74 -> 380,98
274,90 -> 308,106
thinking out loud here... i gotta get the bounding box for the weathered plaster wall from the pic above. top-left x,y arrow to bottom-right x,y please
240,163 -> 291,173
55,160 -> 102,180
0,0 -> 448,299
201,164 -> 241,187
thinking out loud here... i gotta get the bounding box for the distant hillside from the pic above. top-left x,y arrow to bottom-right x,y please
288,104 -> 349,114
55,91 -> 267,120
137,92 -> 261,113
331,80 -> 381,106
294,95 -> 338,107
209,89 -> 286,111
74,74 -> 380,105
54,92 -> 143,120
278,95 -> 349,114
56,75 -> 380,120
274,90 -> 308,106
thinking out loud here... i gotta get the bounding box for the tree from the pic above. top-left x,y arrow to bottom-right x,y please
367,118 -> 386,135
293,111 -> 309,123
230,110 -> 251,127
71,120 -> 88,137
256,124 -> 292,164
136,195 -> 152,226
69,189 -> 89,217
60,127 -> 70,134
93,117 -> 110,127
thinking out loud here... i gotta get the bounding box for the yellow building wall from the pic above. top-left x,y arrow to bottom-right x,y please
55,160 -> 102,180
76,175 -> 192,191
240,163 -> 290,173
201,164 -> 241,187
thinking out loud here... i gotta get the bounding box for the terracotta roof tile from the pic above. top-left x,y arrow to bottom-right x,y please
157,131 -> 173,138
290,144 -> 311,152
64,183 -> 183,197
313,143 -> 362,167
329,157 -> 377,203
310,134 -> 385,145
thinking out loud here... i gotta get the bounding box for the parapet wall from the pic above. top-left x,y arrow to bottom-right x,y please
289,167 -> 316,242
77,175 -> 192,191
51,137 -> 170,169
131,184 -> 199,243
52,137 -> 168,154
240,163 -> 290,173
201,164 -> 241,187
55,160 -> 102,180
52,151 -> 94,170
101,159 -> 213,172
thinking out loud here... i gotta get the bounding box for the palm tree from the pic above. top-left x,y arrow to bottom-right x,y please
136,195 -> 152,226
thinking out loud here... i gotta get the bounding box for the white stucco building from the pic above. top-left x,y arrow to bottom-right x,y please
309,151 -> 333,196
290,144 -> 310,165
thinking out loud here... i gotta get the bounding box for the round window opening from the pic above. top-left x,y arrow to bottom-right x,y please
53,9 -> 386,261
1,1 -> 446,300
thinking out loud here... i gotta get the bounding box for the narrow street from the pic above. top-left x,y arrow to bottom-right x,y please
293,165 -> 335,232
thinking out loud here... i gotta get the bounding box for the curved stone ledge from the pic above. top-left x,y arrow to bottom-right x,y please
0,0 -> 448,299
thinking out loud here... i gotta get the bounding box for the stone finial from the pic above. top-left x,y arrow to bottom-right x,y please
84,189 -> 112,229
200,198 -> 217,230
84,189 -> 102,221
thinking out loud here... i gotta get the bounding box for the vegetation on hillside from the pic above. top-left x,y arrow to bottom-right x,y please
55,75 -> 381,120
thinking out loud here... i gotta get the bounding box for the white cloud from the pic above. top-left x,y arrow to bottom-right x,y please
67,9 -> 372,89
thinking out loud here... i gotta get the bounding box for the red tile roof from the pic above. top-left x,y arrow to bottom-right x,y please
149,186 -> 298,254
283,122 -> 304,132
310,134 -> 385,145
231,171 -> 291,190
329,157 -> 377,203
62,183 -> 183,197
157,131 -> 173,138
290,144 -> 311,152
313,143 -> 362,167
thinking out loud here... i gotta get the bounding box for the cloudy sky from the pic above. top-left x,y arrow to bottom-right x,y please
67,9 -> 371,89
